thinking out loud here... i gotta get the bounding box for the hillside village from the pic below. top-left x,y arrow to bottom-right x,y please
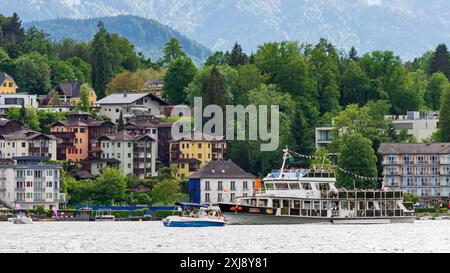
1,12 -> 450,214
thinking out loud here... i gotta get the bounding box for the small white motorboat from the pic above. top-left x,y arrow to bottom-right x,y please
11,214 -> 33,224
163,202 -> 227,227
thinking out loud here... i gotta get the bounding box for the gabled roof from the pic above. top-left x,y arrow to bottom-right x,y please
50,119 -> 88,127
52,81 -> 83,98
189,160 -> 254,179
0,72 -> 18,88
98,131 -> 155,142
96,92 -> 167,105
0,119 -> 24,128
170,132 -> 225,142
0,129 -> 57,141
378,143 -> 450,155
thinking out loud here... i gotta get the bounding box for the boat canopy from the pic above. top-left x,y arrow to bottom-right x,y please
176,202 -> 209,208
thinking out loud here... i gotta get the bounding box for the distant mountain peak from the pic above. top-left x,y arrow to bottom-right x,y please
2,0 -> 450,60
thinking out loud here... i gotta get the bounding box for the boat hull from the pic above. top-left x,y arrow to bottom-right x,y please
219,203 -> 415,225
222,212 -> 415,225
163,216 -> 226,227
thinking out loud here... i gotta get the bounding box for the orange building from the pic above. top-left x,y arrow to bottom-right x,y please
50,119 -> 89,162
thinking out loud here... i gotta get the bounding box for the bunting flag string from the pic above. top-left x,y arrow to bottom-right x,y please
287,149 -> 384,182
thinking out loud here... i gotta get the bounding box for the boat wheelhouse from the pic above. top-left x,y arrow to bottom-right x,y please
218,150 -> 415,225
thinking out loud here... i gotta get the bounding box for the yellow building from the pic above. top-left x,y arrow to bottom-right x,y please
50,81 -> 97,106
169,132 -> 227,179
0,72 -> 18,94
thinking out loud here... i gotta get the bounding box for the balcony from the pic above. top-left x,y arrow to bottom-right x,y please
14,188 -> 25,192
29,147 -> 49,154
33,187 -> 45,192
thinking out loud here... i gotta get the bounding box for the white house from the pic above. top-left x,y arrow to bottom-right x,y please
0,129 -> 58,160
90,131 -> 157,179
96,92 -> 168,124
189,161 -> 255,205
0,157 -> 65,210
0,93 -> 38,116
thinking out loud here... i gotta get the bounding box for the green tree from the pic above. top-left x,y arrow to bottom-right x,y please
22,27 -> 52,55
118,111 -> 124,131
229,42 -> 248,67
49,58 -> 77,86
204,51 -> 230,66
162,38 -> 187,66
425,72 -> 448,110
95,168 -> 127,205
438,84 -> 450,142
337,133 -> 378,189
429,44 -> 450,80
308,39 -> 341,114
13,51 -> 51,94
340,61 -> 371,106
185,65 -> 238,107
19,101 -> 27,124
67,57 -> 92,84
79,83 -> 92,112
91,21 -> 115,99
150,178 -> 187,205
359,51 -> 407,114
163,57 -> 197,104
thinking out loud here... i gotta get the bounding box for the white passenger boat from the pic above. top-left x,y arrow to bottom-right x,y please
219,149 -> 416,225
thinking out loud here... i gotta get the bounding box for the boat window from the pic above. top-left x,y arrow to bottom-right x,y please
258,199 -> 268,207
319,183 -> 330,191
283,200 -> 290,208
275,183 -> 289,190
358,202 -> 366,210
301,183 -> 312,190
321,201 -> 330,210
366,192 -> 374,199
273,199 -> 281,208
265,183 -> 274,190
314,201 -> 320,210
348,192 -> 356,199
386,191 -> 394,199
303,201 -> 311,209
293,200 -> 301,209
368,202 -> 374,210
341,201 -> 349,210
289,183 -> 300,190
339,192 -> 348,199
349,202 -> 356,210
357,192 -> 365,199
375,192 -> 381,199
241,199 -> 249,205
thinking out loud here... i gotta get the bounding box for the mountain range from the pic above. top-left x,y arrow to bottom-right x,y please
2,0 -> 450,60
23,16 -> 212,65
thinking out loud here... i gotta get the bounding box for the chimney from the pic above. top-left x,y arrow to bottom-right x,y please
124,91 -> 128,98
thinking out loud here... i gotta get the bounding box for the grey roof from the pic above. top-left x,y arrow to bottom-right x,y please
0,129 -> 57,141
99,131 -> 155,142
378,143 -> 450,155
96,92 -> 167,105
0,72 -> 18,88
189,160 -> 254,179
52,81 -> 83,97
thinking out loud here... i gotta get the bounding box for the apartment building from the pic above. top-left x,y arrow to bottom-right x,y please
51,119 -> 89,161
91,131 -> 157,179
169,132 -> 227,179
0,156 -> 65,210
0,129 -> 57,160
379,143 -> 450,202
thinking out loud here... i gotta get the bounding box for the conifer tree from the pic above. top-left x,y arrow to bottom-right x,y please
429,44 -> 450,80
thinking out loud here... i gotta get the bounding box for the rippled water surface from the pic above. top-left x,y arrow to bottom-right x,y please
1,221 -> 449,253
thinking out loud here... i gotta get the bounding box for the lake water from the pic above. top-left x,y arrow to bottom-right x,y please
1,221 -> 450,253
